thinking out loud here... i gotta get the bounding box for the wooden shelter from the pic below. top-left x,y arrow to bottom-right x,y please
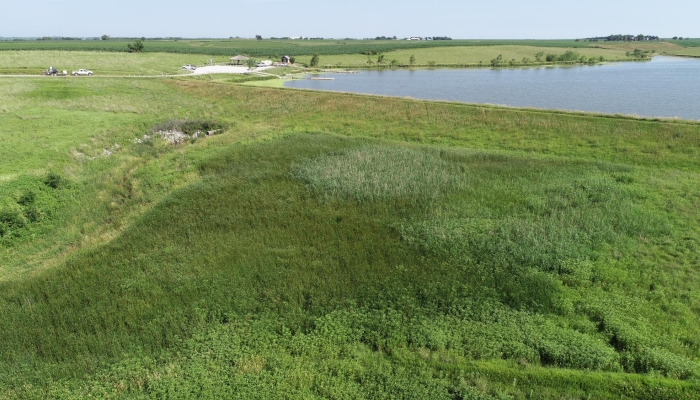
229,55 -> 250,65
281,55 -> 291,64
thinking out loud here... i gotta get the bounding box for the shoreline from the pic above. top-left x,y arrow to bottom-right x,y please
244,80 -> 700,125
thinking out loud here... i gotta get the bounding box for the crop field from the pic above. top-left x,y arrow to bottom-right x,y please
1,67 -> 700,398
0,38 -> 620,58
668,38 -> 700,48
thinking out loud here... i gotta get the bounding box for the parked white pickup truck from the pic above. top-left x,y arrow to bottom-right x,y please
72,69 -> 93,76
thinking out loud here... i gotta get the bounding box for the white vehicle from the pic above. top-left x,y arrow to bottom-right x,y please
181,64 -> 197,71
72,69 -> 93,76
256,60 -> 273,67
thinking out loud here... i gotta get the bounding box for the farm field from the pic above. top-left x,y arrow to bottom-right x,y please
1,67 -> 700,398
2,38 -> 695,60
0,38 -> 608,57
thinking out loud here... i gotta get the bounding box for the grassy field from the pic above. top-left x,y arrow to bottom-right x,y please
666,48 -> 700,57
667,38 -> 700,48
0,46 -> 635,77
0,50 -> 213,75
1,72 -> 700,398
2,39 -> 695,76
293,45 -> 631,67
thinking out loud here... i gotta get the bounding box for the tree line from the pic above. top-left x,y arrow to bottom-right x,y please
586,34 -> 659,42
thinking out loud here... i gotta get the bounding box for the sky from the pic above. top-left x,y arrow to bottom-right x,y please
0,0 -> 697,39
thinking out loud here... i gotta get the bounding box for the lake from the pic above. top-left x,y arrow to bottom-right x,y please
284,56 -> 700,121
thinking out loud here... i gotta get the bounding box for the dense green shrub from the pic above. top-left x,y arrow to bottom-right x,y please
44,172 -> 63,189
0,207 -> 26,230
17,190 -> 36,206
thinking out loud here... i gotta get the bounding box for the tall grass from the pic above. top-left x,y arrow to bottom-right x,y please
1,77 -> 700,397
292,146 -> 465,204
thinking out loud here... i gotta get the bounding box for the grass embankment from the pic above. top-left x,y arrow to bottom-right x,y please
1,77 -> 700,398
294,45 -> 631,68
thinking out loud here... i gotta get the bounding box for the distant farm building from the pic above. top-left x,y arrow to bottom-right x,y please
281,55 -> 291,64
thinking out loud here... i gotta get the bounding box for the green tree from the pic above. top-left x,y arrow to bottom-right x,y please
558,50 -> 579,61
256,35 -> 263,41
390,59 -> 398,67
127,39 -> 144,53
310,54 -> 320,67
377,54 -> 385,63
101,34 -> 110,41
409,55 -> 416,65
535,52 -> 544,62
490,54 -> 503,67
289,56 -> 296,64
246,58 -> 256,69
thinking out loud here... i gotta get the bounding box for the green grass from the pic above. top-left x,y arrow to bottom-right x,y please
2,39 -> 695,73
294,45 -> 630,68
0,50 -> 213,75
0,39 -> 607,58
664,38 -> 700,48
262,66 -> 305,76
667,48 -> 700,57
1,76 -> 700,398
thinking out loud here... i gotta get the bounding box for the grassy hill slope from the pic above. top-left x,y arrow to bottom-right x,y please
1,78 -> 700,398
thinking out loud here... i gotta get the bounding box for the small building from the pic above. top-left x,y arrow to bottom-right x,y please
281,55 -> 291,64
229,55 -> 250,65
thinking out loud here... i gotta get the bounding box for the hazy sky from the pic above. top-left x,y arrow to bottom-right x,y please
1,0 -> 697,39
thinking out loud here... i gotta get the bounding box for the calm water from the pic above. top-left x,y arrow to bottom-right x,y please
285,56 -> 700,121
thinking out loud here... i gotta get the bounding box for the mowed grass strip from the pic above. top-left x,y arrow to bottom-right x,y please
0,50 -> 209,76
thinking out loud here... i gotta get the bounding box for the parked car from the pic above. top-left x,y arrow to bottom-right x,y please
43,67 -> 68,76
181,64 -> 197,71
72,69 -> 93,76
